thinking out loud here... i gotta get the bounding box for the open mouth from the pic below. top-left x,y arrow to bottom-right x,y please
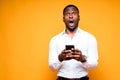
69,20 -> 74,23
69,20 -> 74,26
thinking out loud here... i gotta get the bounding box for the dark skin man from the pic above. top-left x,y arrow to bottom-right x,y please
58,6 -> 86,63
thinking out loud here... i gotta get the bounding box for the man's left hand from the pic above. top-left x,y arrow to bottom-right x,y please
72,49 -> 86,63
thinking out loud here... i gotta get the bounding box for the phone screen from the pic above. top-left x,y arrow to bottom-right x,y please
65,45 -> 74,50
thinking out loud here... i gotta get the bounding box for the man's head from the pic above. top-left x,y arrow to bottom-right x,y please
63,4 -> 80,32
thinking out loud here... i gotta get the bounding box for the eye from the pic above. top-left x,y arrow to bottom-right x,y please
64,13 -> 69,16
72,12 -> 77,15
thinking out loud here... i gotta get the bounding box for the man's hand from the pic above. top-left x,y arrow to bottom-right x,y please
58,49 -> 86,63
72,49 -> 86,63
58,49 -> 73,62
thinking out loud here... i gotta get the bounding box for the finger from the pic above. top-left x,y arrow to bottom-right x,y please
66,55 -> 72,58
75,49 -> 81,52
66,53 -> 73,57
71,48 -> 75,52
62,49 -> 69,54
75,49 -> 82,54
74,51 -> 81,55
72,55 -> 81,58
64,50 -> 72,54
62,49 -> 66,53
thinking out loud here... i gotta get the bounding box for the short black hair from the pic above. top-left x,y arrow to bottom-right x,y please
63,4 -> 79,15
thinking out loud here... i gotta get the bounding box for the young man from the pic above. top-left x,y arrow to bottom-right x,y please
49,4 -> 98,80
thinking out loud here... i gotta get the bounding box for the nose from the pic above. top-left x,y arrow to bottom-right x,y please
69,13 -> 73,19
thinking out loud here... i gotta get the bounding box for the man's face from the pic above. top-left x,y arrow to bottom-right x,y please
63,7 -> 80,32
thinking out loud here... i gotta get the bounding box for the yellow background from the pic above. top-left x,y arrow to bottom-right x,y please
0,0 -> 120,80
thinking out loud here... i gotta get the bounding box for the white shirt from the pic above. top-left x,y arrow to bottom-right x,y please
49,27 -> 98,78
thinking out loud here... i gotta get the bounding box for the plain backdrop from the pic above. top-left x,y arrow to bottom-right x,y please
0,0 -> 120,80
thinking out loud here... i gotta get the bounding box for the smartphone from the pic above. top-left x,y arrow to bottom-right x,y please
65,45 -> 74,50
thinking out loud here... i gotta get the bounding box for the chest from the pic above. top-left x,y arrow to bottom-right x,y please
56,35 -> 89,55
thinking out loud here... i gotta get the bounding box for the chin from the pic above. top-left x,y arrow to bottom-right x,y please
68,27 -> 77,32
66,24 -> 78,31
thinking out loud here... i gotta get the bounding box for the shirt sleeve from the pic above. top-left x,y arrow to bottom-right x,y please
82,35 -> 98,70
48,38 -> 62,71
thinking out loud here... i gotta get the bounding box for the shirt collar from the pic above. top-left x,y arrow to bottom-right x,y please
62,27 -> 81,35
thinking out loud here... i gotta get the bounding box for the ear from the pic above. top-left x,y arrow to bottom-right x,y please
63,16 -> 65,22
78,15 -> 80,21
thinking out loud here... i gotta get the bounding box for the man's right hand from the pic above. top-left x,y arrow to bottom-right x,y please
58,49 -> 73,62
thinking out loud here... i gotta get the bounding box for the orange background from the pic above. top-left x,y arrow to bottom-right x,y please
0,0 -> 120,80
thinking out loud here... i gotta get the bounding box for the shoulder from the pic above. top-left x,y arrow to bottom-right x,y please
49,31 -> 63,44
80,29 -> 97,42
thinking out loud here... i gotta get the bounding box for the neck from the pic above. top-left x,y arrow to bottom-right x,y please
66,28 -> 78,39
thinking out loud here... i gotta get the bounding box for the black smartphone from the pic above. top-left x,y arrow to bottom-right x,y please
65,45 -> 74,50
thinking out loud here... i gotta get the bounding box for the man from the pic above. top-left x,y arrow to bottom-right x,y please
49,4 -> 98,80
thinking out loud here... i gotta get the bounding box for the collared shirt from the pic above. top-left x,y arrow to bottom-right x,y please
49,27 -> 98,78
